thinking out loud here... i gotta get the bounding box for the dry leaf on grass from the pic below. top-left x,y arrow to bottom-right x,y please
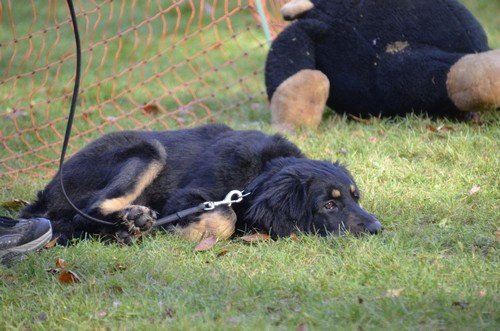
426,124 -> 455,133
385,288 -> 404,298
216,250 -> 229,258
46,257 -> 67,273
240,232 -> 271,242
44,235 -> 60,248
297,321 -> 308,331
91,309 -> 109,319
352,129 -> 364,136
143,103 -> 161,116
58,270 -> 81,284
1,198 -> 30,210
46,258 -> 81,284
55,258 -> 67,269
114,263 -> 127,271
194,235 -> 218,251
469,185 -> 481,195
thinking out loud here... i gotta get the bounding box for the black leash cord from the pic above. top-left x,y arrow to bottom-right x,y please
61,1 -> 245,229
61,0 -> 115,226
153,203 -> 207,227
61,0 -> 207,228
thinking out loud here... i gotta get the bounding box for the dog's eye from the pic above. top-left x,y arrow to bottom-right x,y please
324,200 -> 338,210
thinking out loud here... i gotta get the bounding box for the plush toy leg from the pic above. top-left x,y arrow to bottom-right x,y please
270,69 -> 329,131
447,49 -> 500,111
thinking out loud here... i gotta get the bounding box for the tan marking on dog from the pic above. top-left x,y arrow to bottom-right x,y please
172,209 -> 236,241
350,185 -> 357,193
331,189 -> 341,198
99,160 -> 164,215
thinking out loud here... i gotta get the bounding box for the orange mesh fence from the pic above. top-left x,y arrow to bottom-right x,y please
0,0 -> 287,179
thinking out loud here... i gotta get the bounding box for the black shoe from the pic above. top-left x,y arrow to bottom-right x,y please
0,216 -> 52,265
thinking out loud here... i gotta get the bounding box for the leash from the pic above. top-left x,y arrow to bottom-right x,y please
61,0 -> 248,230
60,0 -> 116,227
153,190 -> 249,227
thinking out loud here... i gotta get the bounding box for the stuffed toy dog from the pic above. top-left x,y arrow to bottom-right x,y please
265,0 -> 500,129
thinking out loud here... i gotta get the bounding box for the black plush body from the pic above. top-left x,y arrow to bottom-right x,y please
20,124 -> 381,243
265,0 -> 500,129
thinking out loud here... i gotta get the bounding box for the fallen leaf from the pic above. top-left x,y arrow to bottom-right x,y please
385,288 -> 404,298
55,258 -> 67,269
110,286 -> 124,294
44,235 -> 60,248
368,136 -> 378,144
352,129 -> 364,136
114,263 -> 127,271
469,185 -> 481,195
143,103 -> 161,116
495,231 -> 500,242
290,233 -> 299,241
297,321 -> 308,331
478,289 -> 487,297
240,232 -> 271,242
91,309 -> 109,319
426,124 -> 455,133
46,257 -> 68,273
59,270 -> 81,284
194,235 -> 217,251
0,273 -> 17,282
348,114 -> 372,123
1,198 -> 30,210
426,124 -> 438,132
164,307 -> 176,319
437,125 -> 455,132
216,250 -> 229,258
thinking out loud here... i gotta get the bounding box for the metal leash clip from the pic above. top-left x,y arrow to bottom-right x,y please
203,190 -> 248,210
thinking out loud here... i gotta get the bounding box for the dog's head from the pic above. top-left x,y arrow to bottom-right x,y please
240,158 -> 382,237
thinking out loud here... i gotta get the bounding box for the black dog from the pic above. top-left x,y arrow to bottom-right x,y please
20,124 -> 382,243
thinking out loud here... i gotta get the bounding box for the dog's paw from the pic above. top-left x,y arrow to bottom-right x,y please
117,205 -> 157,237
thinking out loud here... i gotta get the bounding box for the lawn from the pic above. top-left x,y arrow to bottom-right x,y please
0,0 -> 499,330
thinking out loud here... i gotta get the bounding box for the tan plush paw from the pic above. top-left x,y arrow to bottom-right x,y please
447,49 -> 500,111
270,69 -> 329,131
281,0 -> 314,20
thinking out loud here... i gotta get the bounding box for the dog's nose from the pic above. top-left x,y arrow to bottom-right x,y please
365,218 -> 383,234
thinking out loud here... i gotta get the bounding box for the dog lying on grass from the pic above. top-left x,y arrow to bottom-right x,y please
20,124 -> 382,244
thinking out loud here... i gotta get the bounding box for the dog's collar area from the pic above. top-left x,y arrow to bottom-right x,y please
154,189 -> 250,227
203,190 -> 251,210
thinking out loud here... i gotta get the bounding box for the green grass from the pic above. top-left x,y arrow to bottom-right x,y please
1,115 -> 498,330
1,0 -> 499,330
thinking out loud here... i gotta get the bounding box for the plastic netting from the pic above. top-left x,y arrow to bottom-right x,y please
0,0 -> 287,178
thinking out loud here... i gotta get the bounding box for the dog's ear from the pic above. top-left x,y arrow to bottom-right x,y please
244,167 -> 312,237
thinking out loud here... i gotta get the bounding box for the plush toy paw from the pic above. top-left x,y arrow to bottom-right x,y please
270,69 -> 329,131
280,0 -> 314,21
447,49 -> 500,112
